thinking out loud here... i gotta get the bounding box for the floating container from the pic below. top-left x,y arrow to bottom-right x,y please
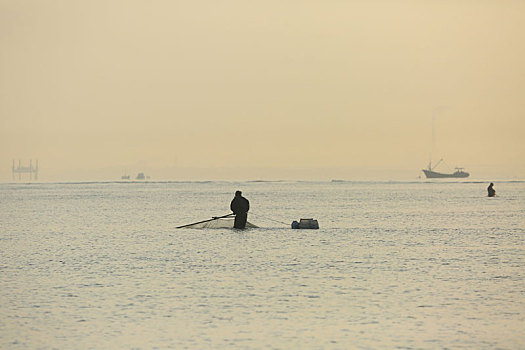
291,218 -> 319,229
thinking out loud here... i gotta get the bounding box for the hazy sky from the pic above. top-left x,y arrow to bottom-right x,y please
1,0 -> 524,181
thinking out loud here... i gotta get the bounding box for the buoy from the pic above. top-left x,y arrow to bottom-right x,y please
291,218 -> 319,229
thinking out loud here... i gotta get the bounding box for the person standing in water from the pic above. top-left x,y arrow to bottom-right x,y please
230,190 -> 250,229
487,182 -> 496,197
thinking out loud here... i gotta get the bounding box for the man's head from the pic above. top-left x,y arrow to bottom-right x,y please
235,190 -> 242,196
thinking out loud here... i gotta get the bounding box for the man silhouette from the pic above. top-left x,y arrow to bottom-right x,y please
487,183 -> 496,197
230,190 -> 250,229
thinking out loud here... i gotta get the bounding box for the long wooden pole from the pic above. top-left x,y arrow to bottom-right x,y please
176,213 -> 234,229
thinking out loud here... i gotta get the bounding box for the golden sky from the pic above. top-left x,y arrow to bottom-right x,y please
1,0 -> 524,181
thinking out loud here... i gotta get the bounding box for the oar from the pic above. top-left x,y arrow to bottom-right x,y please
176,213 -> 235,229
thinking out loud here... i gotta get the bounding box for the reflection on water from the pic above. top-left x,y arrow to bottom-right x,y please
1,181 -> 524,348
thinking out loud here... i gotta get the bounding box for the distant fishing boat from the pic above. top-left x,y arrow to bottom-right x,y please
422,159 -> 469,178
422,109 -> 470,179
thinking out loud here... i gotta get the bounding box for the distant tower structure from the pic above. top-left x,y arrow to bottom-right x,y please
12,159 -> 38,181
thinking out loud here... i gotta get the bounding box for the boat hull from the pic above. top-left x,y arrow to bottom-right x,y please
422,169 -> 469,178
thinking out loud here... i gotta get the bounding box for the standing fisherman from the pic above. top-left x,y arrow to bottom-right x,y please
230,190 -> 250,229
487,182 -> 496,197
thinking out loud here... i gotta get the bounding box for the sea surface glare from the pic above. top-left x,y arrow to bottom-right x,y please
1,181 -> 524,349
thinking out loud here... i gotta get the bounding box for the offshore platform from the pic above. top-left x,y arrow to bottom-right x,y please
12,159 -> 38,180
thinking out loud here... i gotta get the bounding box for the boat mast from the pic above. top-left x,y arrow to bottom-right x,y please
426,111 -> 435,171
431,110 -> 436,170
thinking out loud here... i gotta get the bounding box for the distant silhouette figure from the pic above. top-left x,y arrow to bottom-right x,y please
487,182 -> 496,197
230,190 -> 250,229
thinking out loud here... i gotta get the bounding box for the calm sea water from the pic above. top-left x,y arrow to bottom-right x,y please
1,180 -> 524,349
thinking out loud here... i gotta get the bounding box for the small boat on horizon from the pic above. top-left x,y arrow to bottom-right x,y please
422,159 -> 469,178
422,109 -> 470,179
